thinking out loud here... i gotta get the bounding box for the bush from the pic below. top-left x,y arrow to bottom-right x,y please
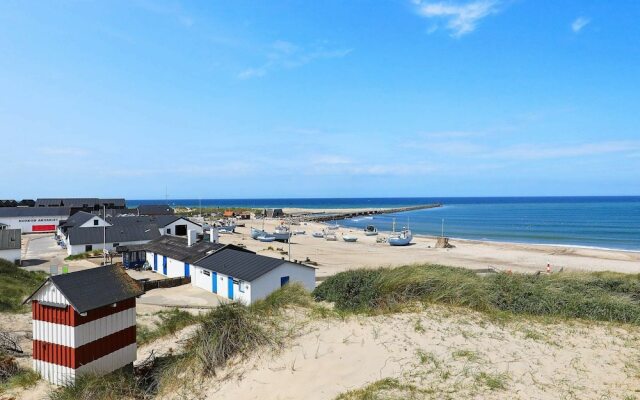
314,264 -> 640,324
250,283 -> 312,315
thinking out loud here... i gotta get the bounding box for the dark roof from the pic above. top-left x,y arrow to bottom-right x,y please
67,224 -> 161,245
0,229 -> 21,250
109,215 -> 199,228
99,208 -> 139,218
0,207 -> 70,218
137,205 -> 174,215
139,235 -> 227,264
59,211 -> 97,229
196,248 -> 312,281
24,265 -> 144,313
35,198 -> 126,208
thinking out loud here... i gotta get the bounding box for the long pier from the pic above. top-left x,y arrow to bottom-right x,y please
302,203 -> 442,222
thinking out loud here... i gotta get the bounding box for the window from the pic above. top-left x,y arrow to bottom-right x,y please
166,228 -> 171,235
175,224 -> 187,236
238,280 -> 245,293
113,242 -> 119,247
85,245 -> 93,252
203,270 -> 210,276
93,219 -> 99,226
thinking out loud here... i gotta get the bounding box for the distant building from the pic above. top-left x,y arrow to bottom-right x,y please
0,207 -> 71,233
0,228 -> 21,264
264,208 -> 284,218
137,204 -> 174,216
24,265 -> 143,386
35,198 -> 126,210
65,224 -> 161,255
223,210 -> 236,218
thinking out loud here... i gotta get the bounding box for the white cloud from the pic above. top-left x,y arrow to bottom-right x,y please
571,17 -> 590,33
238,41 -> 352,79
413,0 -> 501,37
487,141 -> 640,160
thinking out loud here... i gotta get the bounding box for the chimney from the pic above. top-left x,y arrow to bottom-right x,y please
210,228 -> 219,244
187,229 -> 197,247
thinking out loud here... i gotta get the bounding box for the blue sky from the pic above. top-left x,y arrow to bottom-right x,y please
1,0 -> 639,199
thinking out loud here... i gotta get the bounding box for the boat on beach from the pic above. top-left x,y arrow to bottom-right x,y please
342,234 -> 358,242
388,218 -> 412,246
312,231 -> 324,238
272,224 -> 292,242
364,225 -> 378,236
251,227 -> 266,239
325,232 -> 338,241
258,235 -> 276,242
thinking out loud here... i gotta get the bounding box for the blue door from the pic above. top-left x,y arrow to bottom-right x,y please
153,253 -> 158,271
280,276 -> 290,286
184,263 -> 190,277
212,272 -> 217,293
162,256 -> 167,275
228,276 -> 234,300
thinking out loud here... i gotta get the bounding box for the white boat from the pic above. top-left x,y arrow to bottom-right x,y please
325,233 -> 338,241
326,221 -> 340,230
293,229 -> 306,235
272,225 -> 292,242
251,227 -> 266,239
312,231 -> 324,238
219,228 -> 233,234
257,235 -> 276,242
388,218 -> 412,246
342,235 -> 358,242
364,225 -> 378,236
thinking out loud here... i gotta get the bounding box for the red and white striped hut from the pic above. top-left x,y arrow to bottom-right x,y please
23,265 -> 144,385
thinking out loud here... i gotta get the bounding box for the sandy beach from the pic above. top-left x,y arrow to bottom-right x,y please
218,209 -> 640,277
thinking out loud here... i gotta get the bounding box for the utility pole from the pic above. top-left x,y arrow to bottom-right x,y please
103,205 -> 107,266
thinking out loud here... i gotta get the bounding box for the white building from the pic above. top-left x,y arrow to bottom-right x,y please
108,215 -> 203,237
135,232 -> 316,304
66,224 -> 161,255
57,211 -> 111,238
0,207 -> 70,233
0,229 -> 21,264
191,248 -> 316,304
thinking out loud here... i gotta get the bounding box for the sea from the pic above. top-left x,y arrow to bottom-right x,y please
130,197 -> 640,251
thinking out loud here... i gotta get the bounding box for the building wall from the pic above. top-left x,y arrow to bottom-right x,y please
79,217 -> 111,228
191,266 -> 251,304
161,219 -> 202,236
30,290 -> 137,386
67,239 -> 150,256
0,214 -> 68,233
249,262 -> 316,304
0,248 -> 21,264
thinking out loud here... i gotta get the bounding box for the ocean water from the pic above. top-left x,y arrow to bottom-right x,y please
131,197 -> 640,251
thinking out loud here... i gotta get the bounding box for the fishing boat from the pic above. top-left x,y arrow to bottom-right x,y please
364,225 -> 378,236
342,234 -> 358,242
257,235 -> 276,242
272,225 -> 292,242
325,233 -> 338,241
293,229 -> 306,235
326,221 -> 340,230
251,227 -> 266,239
388,218 -> 412,246
312,231 -> 324,238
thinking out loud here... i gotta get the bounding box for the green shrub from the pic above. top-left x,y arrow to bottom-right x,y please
313,269 -> 384,311
250,283 -> 312,315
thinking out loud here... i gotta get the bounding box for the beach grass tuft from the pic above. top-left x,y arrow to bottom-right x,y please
0,258 -> 48,313
314,264 -> 640,324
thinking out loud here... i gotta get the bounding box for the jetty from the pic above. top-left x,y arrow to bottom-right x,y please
300,203 -> 442,222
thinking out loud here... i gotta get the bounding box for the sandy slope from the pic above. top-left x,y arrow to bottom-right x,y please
191,307 -> 640,400
224,218 -> 640,276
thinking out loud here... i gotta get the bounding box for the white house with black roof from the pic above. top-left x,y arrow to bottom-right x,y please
66,224 -> 161,255
0,228 -> 21,264
0,207 -> 71,233
191,248 -> 316,304
57,211 -> 111,238
139,235 -> 228,278
108,215 -> 202,237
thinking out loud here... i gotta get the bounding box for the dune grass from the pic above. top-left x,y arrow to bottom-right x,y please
0,258 -> 48,312
314,264 -> 640,324
137,309 -> 198,345
64,250 -> 103,261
